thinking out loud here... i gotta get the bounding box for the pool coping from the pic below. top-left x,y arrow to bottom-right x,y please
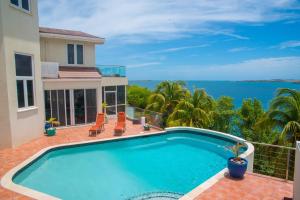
1,127 -> 254,200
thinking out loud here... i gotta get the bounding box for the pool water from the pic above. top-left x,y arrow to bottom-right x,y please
13,131 -> 239,200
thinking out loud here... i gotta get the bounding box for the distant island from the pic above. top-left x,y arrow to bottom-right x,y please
239,79 -> 300,84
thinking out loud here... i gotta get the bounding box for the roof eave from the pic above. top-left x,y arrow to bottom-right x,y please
40,32 -> 105,44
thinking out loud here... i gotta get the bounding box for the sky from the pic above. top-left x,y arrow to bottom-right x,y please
38,0 -> 300,80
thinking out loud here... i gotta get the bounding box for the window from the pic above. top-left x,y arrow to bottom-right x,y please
11,0 -> 30,12
67,44 -> 84,65
67,44 -> 74,64
15,54 -> 34,109
77,45 -> 83,64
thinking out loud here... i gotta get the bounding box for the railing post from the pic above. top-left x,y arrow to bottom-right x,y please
294,142 -> 300,199
286,149 -> 290,180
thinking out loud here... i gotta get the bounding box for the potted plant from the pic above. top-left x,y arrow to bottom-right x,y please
143,124 -> 150,131
102,102 -> 109,123
45,118 -> 59,136
227,143 -> 248,179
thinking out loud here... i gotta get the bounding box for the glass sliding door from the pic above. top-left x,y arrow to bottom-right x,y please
50,90 -> 58,120
44,90 -> 51,120
66,90 -> 71,125
74,89 -> 85,124
86,89 -> 97,123
44,89 -> 97,126
44,90 -> 71,126
58,90 -> 66,126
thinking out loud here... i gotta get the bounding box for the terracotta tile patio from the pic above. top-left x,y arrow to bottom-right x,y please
196,173 -> 293,200
0,121 -> 293,200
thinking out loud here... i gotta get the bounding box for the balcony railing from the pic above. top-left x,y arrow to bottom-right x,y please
126,106 -> 163,129
97,65 -> 126,77
250,141 -> 296,180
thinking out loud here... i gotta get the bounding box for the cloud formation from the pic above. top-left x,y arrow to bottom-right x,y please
128,56 -> 300,80
228,47 -> 254,52
278,40 -> 300,49
39,0 -> 299,43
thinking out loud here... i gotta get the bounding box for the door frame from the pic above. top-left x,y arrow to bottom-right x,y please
104,90 -> 117,117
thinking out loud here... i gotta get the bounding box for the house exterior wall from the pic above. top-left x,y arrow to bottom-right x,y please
40,37 -> 96,67
101,77 -> 128,86
0,0 -> 44,148
0,6 -> 12,148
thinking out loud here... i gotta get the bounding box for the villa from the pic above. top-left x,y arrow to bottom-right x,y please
0,0 -> 127,149
0,1 -> 299,200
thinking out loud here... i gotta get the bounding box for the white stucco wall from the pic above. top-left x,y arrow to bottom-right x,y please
0,6 -> 13,148
0,0 -> 44,148
101,77 -> 128,86
40,37 -> 96,67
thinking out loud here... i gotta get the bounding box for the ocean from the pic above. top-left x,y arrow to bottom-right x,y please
129,80 -> 300,109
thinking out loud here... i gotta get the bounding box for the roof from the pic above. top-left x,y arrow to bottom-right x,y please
39,27 -> 104,44
58,66 -> 101,79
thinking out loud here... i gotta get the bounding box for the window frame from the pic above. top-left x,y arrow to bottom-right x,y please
10,0 -> 31,14
15,52 -> 35,110
66,43 -> 84,65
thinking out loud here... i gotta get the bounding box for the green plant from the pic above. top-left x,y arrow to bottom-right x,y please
228,142 -> 246,163
47,118 -> 60,127
102,102 -> 107,112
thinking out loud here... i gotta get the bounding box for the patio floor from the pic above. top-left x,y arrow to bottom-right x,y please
0,121 -> 293,200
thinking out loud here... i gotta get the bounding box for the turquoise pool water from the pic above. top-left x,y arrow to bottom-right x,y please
13,131 -> 239,200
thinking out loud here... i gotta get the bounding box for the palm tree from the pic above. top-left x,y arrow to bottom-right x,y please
146,81 -> 189,113
167,89 -> 214,128
269,88 -> 300,145
146,81 -> 189,127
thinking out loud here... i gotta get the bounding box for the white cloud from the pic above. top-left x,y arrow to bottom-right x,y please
127,62 -> 161,68
135,56 -> 300,80
278,40 -> 300,49
149,44 -> 209,54
38,0 -> 300,43
228,47 -> 254,52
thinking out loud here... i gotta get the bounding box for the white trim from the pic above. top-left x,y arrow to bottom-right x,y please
42,78 -> 101,82
1,127 -> 254,200
10,0 -> 31,14
17,106 -> 38,113
15,52 -> 35,109
40,32 -> 105,44
66,43 -> 84,65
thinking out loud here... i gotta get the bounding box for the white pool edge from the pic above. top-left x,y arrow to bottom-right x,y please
1,127 -> 254,200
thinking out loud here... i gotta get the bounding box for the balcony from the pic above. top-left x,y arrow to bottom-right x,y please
97,65 -> 126,77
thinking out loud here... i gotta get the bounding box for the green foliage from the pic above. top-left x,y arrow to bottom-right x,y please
229,142 -> 245,158
130,82 -> 299,147
269,88 -> 300,145
127,85 -> 152,109
167,89 -> 214,128
146,81 -> 189,126
212,96 -> 236,133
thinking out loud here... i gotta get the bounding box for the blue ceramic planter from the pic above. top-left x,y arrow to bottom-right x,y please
227,157 -> 248,178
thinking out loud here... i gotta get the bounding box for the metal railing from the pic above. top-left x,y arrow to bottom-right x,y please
126,106 -> 163,128
250,141 -> 296,180
96,65 -> 126,77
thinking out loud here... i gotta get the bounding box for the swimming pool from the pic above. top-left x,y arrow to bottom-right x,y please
2,127 -> 254,200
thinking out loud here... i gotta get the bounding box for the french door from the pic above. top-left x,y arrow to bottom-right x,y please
44,89 -> 97,126
104,91 -> 117,116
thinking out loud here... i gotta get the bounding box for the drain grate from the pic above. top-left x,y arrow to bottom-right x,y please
127,192 -> 183,200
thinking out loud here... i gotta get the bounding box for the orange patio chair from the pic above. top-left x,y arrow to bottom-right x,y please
89,113 -> 105,136
114,112 -> 126,134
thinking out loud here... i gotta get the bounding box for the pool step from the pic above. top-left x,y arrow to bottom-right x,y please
127,192 -> 183,200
